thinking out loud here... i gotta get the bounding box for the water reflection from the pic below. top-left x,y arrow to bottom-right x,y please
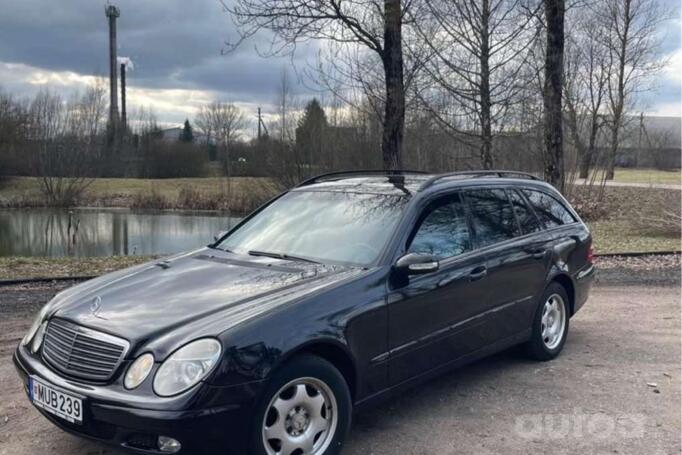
0,209 -> 242,257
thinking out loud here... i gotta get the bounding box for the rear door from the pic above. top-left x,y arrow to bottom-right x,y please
386,192 -> 492,386
463,188 -> 549,340
520,187 -> 589,285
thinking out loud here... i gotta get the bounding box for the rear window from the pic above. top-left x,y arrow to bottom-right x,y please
521,189 -> 576,228
465,189 -> 520,247
509,189 -> 542,234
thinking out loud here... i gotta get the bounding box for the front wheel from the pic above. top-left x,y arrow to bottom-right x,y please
249,355 -> 352,455
525,283 -> 570,361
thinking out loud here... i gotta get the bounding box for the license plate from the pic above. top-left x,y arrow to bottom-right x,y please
29,376 -> 83,424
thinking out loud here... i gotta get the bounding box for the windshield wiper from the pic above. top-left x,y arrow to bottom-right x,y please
248,250 -> 320,264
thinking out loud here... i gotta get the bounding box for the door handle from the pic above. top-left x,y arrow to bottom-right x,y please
469,266 -> 487,281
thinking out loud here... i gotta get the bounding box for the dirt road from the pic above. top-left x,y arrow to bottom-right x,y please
0,281 -> 679,455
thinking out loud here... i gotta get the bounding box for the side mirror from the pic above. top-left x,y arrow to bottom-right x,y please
395,252 -> 439,275
213,230 -> 228,242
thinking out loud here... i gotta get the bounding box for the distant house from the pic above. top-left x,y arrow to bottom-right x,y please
607,116 -> 681,169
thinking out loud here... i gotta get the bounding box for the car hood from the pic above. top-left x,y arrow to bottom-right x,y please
49,248 -> 363,344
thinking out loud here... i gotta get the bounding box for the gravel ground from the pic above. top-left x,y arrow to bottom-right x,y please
0,261 -> 679,455
595,254 -> 681,286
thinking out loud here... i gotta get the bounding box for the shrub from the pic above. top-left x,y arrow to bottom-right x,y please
143,142 -> 208,178
130,187 -> 172,210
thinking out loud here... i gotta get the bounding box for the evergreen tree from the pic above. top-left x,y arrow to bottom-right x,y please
295,99 -> 328,168
180,119 -> 194,143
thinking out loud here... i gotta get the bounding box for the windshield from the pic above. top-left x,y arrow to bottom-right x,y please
217,190 -> 409,266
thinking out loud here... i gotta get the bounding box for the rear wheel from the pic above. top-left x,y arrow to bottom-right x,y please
249,355 -> 351,455
525,282 -> 570,361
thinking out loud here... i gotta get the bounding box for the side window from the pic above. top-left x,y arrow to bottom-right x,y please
465,189 -> 520,247
522,189 -> 576,228
407,194 -> 472,260
509,189 -> 542,234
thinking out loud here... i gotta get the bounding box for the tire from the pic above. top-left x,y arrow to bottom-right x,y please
249,355 -> 352,455
525,282 -> 570,361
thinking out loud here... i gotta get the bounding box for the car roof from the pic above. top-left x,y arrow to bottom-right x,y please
292,170 -> 555,197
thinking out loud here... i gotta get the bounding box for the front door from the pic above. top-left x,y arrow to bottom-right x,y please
386,192 -> 492,386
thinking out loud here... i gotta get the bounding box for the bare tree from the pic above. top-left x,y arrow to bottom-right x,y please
563,6 -> 608,179
224,0 -> 417,169
274,67 -> 298,143
543,0 -> 565,190
414,0 -> 540,169
269,68 -> 307,187
28,86 -> 103,205
195,102 -> 247,148
602,0 -> 665,179
195,101 -> 247,177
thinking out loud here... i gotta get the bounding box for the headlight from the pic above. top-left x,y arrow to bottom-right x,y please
153,339 -> 221,397
124,353 -> 155,390
21,304 -> 51,347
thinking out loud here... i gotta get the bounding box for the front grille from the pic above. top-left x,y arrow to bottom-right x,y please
41,318 -> 129,382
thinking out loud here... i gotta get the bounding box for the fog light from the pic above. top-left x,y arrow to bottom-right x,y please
158,436 -> 181,453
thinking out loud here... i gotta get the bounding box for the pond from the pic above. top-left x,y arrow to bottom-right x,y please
0,208 -> 242,258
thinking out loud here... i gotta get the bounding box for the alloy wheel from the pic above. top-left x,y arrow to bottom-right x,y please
262,377 -> 338,455
541,293 -> 566,350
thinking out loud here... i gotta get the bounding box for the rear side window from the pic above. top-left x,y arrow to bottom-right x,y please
509,189 -> 542,234
465,189 -> 520,247
408,194 -> 471,260
522,189 -> 576,228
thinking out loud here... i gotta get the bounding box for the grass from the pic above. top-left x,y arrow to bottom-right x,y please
0,176 -> 273,199
0,256 -> 155,281
577,185 -> 681,254
613,168 -> 681,185
0,176 -> 279,212
588,221 -> 680,254
580,168 -> 682,185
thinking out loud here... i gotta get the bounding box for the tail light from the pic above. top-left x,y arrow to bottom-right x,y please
587,245 -> 594,264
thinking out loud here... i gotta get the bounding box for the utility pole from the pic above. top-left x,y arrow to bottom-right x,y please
257,107 -> 262,139
105,4 -> 120,131
120,62 -> 127,129
637,112 -> 644,166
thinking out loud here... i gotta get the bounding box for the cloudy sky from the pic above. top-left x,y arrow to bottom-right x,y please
0,0 -> 679,133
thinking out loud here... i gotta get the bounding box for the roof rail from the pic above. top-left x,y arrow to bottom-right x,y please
296,169 -> 429,187
418,170 -> 541,191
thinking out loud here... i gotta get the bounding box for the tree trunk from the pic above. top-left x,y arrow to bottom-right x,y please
607,76 -> 626,182
606,122 -> 619,180
543,0 -> 565,190
382,0 -> 404,170
479,0 -> 494,170
580,116 -> 600,178
606,0 -> 631,180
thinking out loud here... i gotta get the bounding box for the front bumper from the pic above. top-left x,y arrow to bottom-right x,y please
14,345 -> 263,455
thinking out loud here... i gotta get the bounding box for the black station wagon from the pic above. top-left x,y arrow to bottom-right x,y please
15,170 -> 595,455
